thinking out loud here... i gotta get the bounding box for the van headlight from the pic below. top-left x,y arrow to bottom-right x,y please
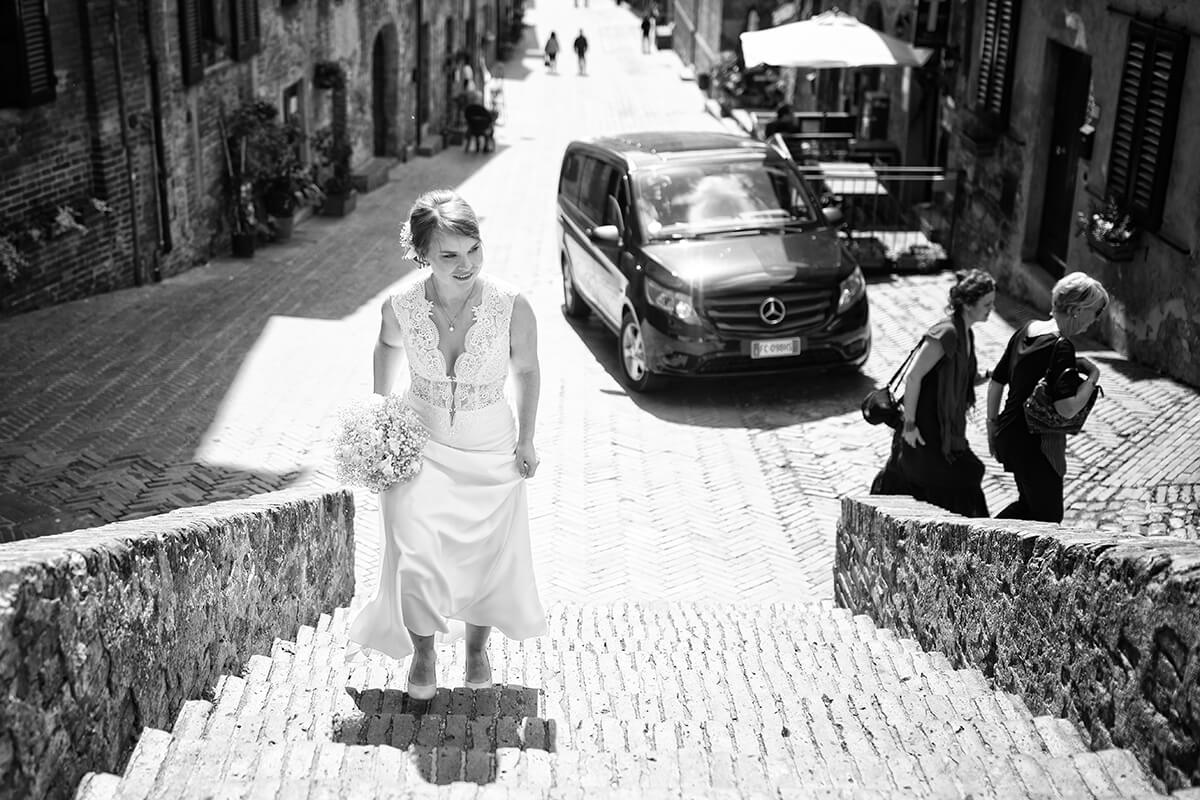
645,277 -> 701,324
836,266 -> 866,313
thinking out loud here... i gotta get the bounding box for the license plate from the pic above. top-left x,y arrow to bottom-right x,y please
751,338 -> 802,359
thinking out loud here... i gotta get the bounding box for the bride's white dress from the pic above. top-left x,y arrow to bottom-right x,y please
347,273 -> 547,662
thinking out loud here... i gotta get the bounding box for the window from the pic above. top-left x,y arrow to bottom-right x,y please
0,0 -> 56,108
578,159 -> 615,224
559,152 -> 583,206
178,0 -> 259,84
974,0 -> 1021,127
1107,20 -> 1188,232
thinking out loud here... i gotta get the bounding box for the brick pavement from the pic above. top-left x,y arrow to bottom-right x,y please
2,1 -> 1198,613
3,2 -> 1191,796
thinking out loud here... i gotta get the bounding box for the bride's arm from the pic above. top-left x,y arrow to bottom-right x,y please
373,299 -> 408,395
510,293 -> 541,478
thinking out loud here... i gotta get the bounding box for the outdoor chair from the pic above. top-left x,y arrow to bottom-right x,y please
463,104 -> 496,153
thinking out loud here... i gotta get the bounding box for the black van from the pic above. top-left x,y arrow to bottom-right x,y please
557,131 -> 870,391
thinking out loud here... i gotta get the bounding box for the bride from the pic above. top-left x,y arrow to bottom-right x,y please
347,189 -> 547,698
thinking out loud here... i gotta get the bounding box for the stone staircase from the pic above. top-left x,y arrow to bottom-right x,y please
75,602 -> 1184,799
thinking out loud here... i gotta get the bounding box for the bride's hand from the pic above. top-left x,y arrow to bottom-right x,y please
515,441 -> 539,479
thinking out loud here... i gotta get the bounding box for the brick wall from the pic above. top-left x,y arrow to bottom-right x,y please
0,488 -> 356,800
835,495 -> 1200,791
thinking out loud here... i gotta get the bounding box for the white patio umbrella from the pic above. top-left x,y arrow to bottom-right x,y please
740,10 -> 934,69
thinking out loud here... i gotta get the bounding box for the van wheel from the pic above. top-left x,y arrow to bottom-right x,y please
619,314 -> 663,392
561,259 -> 589,319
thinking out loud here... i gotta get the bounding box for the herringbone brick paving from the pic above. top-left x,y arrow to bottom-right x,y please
1,1 -> 1195,607
1,1 -> 1197,793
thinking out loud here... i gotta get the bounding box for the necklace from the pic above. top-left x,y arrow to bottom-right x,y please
428,278 -> 477,332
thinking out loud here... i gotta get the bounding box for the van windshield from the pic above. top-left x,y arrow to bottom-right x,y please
633,158 -> 822,240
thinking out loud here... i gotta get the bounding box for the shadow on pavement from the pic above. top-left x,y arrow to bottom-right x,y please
562,312 -> 876,429
334,685 -> 553,785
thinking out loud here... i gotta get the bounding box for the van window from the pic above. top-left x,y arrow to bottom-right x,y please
578,158 -> 615,224
559,152 -> 583,206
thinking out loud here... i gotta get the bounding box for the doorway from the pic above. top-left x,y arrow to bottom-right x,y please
371,25 -> 398,157
1037,43 -> 1091,277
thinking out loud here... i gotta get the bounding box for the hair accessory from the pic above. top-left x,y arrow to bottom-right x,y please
399,221 -> 427,265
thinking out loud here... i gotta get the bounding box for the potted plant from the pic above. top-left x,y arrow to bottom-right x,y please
312,126 -> 357,217
264,119 -> 324,240
1076,196 -> 1139,261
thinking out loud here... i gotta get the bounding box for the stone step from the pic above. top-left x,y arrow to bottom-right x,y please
349,157 -> 395,194
75,736 -> 1164,799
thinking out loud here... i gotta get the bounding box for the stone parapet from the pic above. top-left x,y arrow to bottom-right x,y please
0,488 -> 356,800
835,495 -> 1200,791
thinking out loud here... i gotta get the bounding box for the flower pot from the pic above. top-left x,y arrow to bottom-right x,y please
321,191 -> 357,217
272,213 -> 295,242
231,232 -> 256,258
1086,235 -> 1136,262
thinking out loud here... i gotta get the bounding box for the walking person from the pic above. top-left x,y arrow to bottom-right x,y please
641,14 -> 654,53
544,31 -> 560,74
870,269 -> 996,517
573,29 -> 589,75
347,189 -> 548,698
986,272 -> 1108,522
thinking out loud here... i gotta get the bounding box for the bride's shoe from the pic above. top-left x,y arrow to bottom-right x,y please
406,680 -> 437,700
465,652 -> 493,690
407,653 -> 437,700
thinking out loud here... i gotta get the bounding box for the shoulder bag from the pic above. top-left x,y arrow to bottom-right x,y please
1022,336 -> 1102,435
861,342 -> 920,430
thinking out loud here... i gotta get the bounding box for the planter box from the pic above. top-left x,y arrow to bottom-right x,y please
231,232 -> 256,258
1086,235 -> 1136,262
321,191 -> 357,218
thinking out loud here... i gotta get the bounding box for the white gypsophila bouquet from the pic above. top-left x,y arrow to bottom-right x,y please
333,394 -> 429,492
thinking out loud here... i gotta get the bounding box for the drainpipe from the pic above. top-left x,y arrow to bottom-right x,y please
111,0 -> 144,287
139,0 -> 172,276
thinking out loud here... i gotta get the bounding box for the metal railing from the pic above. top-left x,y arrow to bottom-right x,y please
771,134 -> 958,272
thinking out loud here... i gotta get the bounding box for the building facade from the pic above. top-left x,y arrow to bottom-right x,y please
1,0 -> 502,316
674,0 -> 1200,387
947,0 -> 1200,387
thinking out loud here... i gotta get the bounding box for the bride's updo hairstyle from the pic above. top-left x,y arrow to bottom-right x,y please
947,268 -> 995,315
405,189 -> 481,264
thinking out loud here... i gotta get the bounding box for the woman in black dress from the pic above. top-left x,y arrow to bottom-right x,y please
986,272 -> 1108,522
871,269 -> 996,517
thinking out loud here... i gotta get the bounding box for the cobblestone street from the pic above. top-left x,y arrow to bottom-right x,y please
2,1 -> 1198,610
5,1 -> 1200,797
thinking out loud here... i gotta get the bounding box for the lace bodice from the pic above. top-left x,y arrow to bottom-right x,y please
390,274 -> 515,419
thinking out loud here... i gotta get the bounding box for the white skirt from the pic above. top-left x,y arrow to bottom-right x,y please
346,398 -> 547,662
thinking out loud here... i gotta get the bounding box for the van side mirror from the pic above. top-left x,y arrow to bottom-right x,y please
822,206 -> 844,226
591,225 -> 621,243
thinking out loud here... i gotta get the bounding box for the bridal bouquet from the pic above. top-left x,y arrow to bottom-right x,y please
332,394 -> 429,492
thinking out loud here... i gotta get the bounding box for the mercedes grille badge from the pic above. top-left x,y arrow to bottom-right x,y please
759,296 -> 786,325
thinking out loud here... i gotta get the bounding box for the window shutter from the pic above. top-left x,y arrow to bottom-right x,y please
177,0 -> 203,86
974,0 -> 1020,127
2,0 -> 56,107
1108,20 -> 1187,231
230,0 -> 260,62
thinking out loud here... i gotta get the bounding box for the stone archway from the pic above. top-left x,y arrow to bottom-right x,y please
371,23 -> 400,156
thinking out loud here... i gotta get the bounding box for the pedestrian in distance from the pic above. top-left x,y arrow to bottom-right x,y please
573,29 -> 589,75
544,31 -> 560,74
641,14 -> 654,53
986,271 -> 1108,522
346,189 -> 548,699
870,269 -> 996,518
763,104 -> 800,138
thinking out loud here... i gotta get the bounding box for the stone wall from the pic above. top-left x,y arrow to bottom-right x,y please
0,488 -> 356,800
835,495 -> 1200,791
